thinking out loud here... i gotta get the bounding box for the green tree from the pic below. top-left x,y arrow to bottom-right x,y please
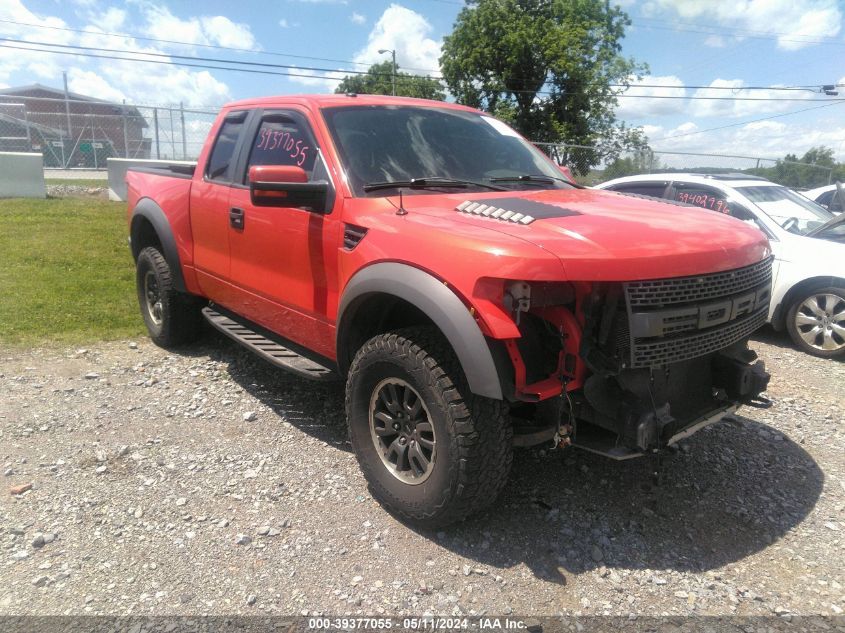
752,147 -> 839,189
335,61 -> 445,100
440,0 -> 647,172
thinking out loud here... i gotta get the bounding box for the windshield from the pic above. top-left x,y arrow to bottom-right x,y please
737,185 -> 834,235
322,105 -> 572,197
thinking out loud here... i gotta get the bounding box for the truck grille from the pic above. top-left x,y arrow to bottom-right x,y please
629,309 -> 767,368
621,258 -> 772,368
625,257 -> 772,308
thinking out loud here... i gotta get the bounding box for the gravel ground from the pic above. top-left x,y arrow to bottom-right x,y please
45,184 -> 107,198
1,328 -> 843,617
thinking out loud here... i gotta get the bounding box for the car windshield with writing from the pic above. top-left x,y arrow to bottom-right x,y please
737,185 -> 834,236
322,105 -> 573,197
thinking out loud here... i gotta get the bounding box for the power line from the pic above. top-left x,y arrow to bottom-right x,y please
0,17 -> 398,71
0,36 -> 377,78
6,37 -> 842,103
651,101 -> 845,143
630,15 -> 845,47
5,16 -> 839,92
0,42 -> 347,81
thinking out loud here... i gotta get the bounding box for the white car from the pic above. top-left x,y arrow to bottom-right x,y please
803,184 -> 844,214
596,173 -> 845,358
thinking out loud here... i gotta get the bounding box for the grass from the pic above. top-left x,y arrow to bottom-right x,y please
0,197 -> 143,345
44,178 -> 108,187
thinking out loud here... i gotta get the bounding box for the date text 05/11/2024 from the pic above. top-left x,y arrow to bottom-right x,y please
307,617 -> 535,630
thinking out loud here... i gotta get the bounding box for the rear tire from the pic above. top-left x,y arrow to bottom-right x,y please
786,286 -> 845,358
345,327 -> 512,528
135,246 -> 203,347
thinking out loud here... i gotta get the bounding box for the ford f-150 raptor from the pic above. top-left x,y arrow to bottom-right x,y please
126,95 -> 772,527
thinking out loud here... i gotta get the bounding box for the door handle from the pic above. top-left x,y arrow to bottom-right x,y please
229,207 -> 244,230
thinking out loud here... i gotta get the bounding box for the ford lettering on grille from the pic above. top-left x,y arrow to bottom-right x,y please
622,258 -> 773,368
629,286 -> 771,339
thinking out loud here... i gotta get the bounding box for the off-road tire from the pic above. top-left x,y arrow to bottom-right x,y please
135,246 -> 203,347
786,286 -> 845,359
345,327 -> 512,528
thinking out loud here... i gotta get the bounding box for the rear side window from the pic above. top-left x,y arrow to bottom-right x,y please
608,182 -> 668,198
206,112 -> 246,182
672,184 -> 731,214
246,114 -> 318,178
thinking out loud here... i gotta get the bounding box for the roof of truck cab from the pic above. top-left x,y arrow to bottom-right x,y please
223,94 -> 479,112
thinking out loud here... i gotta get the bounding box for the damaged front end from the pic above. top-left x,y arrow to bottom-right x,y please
504,258 -> 773,458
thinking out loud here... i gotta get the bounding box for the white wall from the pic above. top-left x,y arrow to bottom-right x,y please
108,158 -> 196,202
0,152 -> 45,199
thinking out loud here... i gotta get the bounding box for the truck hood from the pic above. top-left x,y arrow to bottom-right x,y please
397,188 -> 771,281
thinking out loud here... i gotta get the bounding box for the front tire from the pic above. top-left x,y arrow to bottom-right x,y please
135,246 -> 203,347
345,327 -> 512,528
786,286 -> 845,358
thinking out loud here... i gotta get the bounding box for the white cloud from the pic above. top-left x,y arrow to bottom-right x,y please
648,119 -> 845,167
141,5 -> 258,50
350,12 -> 366,25
98,7 -> 127,31
643,0 -> 842,51
703,34 -> 727,48
289,5 -> 442,94
352,5 -> 442,76
690,78 -> 815,118
0,0 -> 73,83
616,75 -> 687,119
287,68 -> 347,92
67,69 -> 127,102
279,19 -> 289,28
201,16 -> 256,48
0,0 -> 236,107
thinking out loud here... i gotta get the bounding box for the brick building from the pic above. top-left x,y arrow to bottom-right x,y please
0,83 -> 151,167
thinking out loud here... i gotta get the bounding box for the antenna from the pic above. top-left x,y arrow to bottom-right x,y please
396,189 -> 408,216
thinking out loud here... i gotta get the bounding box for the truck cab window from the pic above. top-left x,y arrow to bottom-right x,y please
206,114 -> 246,182
246,115 -> 318,179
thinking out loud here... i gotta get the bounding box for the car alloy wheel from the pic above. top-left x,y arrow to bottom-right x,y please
793,292 -> 845,353
368,377 -> 436,485
144,269 -> 164,326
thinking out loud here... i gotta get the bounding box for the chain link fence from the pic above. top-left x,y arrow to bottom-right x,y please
535,142 -> 837,190
0,93 -> 837,185
0,93 -> 218,169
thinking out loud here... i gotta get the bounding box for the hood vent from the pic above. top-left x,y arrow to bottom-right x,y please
455,197 -> 581,224
455,200 -> 536,224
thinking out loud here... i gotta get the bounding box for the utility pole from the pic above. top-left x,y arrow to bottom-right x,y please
378,48 -> 397,96
180,102 -> 187,160
63,71 -> 72,168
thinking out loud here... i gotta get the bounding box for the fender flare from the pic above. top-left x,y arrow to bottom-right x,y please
337,263 -> 503,400
129,197 -> 186,292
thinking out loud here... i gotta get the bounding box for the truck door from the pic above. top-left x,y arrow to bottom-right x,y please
226,108 -> 340,359
191,110 -> 249,304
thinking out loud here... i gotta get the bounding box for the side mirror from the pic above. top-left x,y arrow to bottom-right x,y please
557,164 -> 574,182
248,165 -> 330,213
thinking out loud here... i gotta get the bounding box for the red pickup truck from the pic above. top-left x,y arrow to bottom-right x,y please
127,94 -> 772,527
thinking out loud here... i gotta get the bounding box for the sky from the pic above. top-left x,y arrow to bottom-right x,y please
0,0 -> 844,162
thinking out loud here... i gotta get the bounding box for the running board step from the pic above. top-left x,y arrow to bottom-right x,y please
202,307 -> 338,382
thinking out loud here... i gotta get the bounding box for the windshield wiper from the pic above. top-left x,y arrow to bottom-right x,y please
488,173 -> 584,188
806,212 -> 845,237
363,177 -> 506,193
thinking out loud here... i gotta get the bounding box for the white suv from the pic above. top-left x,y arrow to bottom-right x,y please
596,173 -> 845,358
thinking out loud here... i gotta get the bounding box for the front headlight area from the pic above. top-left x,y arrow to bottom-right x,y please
494,280 -> 586,402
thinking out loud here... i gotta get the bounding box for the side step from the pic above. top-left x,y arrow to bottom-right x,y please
202,307 -> 339,382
